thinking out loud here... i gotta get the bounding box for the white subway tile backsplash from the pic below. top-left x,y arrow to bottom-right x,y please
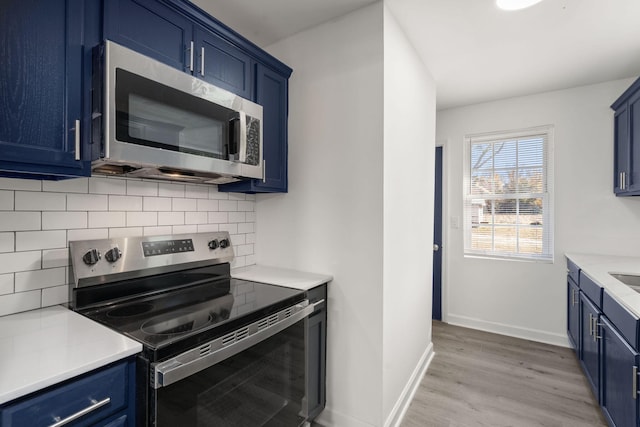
109,227 -> 143,238
186,185 -> 208,199
15,267 -> 66,292
42,248 -> 70,269
185,212 -> 208,225
16,230 -> 67,251
0,178 -> 40,191
197,199 -> 218,212
219,223 -> 238,234
197,224 -> 219,232
172,225 -> 198,234
143,226 -> 172,236
159,183 -> 185,198
42,212 -> 87,230
127,180 -> 158,197
67,228 -> 109,243
0,274 -> 13,295
238,222 -> 254,234
228,212 -> 246,223
0,175 -> 255,317
0,251 -> 41,275
67,194 -> 108,211
41,285 -> 68,306
237,201 -> 255,212
0,212 -> 40,232
231,256 -> 247,269
89,177 -> 127,195
0,190 -> 13,210
109,195 -> 143,211
15,191 -> 66,211
0,290 -> 41,316
172,198 -> 197,211
144,197 -> 172,212
43,178 -> 88,194
218,200 -> 238,212
158,212 -> 184,226
127,212 -> 158,227
0,233 -> 14,253
208,212 -> 228,224
245,194 -> 256,201
88,211 -> 126,228
245,254 -> 256,266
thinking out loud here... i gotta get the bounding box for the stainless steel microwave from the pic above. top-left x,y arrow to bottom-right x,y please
91,41 -> 263,184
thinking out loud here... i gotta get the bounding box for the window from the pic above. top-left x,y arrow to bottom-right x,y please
464,126 -> 553,261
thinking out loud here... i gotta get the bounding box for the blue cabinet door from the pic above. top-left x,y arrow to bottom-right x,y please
614,104 -> 630,193
600,316 -> 639,427
219,64 -> 289,193
580,292 -> 601,402
567,278 -> 580,352
0,0 -> 90,179
104,0 -> 193,72
627,90 -> 640,193
194,27 -> 252,99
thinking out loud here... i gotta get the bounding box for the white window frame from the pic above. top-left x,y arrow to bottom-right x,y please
463,125 -> 554,262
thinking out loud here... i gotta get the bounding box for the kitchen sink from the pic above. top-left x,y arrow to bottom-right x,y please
610,273 -> 640,293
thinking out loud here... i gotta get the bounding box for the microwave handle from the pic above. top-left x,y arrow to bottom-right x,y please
229,112 -> 247,163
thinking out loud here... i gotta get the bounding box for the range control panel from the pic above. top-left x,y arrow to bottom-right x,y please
69,232 -> 234,288
142,239 -> 194,257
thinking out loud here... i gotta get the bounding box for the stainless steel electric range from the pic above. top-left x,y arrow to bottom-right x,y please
68,232 -> 322,427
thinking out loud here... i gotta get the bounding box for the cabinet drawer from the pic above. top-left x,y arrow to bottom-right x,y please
579,271 -> 603,309
566,258 -> 580,285
0,361 -> 129,427
603,290 -> 640,351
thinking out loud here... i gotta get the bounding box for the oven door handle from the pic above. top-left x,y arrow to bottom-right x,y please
153,299 -> 317,389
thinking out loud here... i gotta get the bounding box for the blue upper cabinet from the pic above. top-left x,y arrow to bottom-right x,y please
104,0 -> 193,72
0,0 -> 95,179
220,64 -> 290,193
611,76 -> 640,196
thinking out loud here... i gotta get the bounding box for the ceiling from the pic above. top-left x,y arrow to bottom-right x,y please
191,0 -> 640,110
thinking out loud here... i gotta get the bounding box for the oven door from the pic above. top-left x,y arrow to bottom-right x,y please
150,302 -> 314,427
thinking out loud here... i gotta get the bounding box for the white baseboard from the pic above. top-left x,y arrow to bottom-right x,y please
315,343 -> 435,427
447,314 -> 569,347
384,342 -> 435,427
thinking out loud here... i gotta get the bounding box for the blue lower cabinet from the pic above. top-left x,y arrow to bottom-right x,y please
0,0 -> 93,179
567,278 -> 580,351
0,359 -> 136,427
600,316 -> 639,427
580,292 -> 601,401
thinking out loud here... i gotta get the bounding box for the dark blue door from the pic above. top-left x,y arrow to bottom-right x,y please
600,316 -> 639,427
567,277 -> 580,352
0,0 -> 90,178
580,293 -> 601,402
432,146 -> 443,320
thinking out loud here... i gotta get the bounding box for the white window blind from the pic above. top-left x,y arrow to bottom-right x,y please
464,126 -> 553,261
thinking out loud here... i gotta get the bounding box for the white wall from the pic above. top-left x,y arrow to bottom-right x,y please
0,176 -> 256,317
382,5 -> 435,426
437,78 -> 637,345
261,4 -> 385,426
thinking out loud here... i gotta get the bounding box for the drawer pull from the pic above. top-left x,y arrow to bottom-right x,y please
49,397 -> 110,427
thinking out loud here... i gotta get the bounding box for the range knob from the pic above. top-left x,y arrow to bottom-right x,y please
219,238 -> 230,249
105,247 -> 122,263
208,239 -> 219,250
82,249 -> 101,266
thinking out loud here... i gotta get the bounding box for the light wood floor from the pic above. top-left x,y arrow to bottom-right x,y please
401,321 -> 608,427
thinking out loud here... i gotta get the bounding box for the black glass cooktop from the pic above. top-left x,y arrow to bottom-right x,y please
78,276 -> 305,361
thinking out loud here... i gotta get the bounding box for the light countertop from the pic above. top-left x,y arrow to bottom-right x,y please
565,253 -> 640,317
0,305 -> 142,405
232,265 -> 332,290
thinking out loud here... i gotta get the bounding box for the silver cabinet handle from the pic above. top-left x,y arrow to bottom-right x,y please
49,397 -> 110,427
634,366 -> 638,400
433,244 -> 439,252
74,119 -> 80,161
200,47 -> 205,77
262,159 -> 267,183
588,313 -> 594,337
188,41 -> 194,72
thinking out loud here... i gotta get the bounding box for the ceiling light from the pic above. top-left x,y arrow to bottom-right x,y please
496,0 -> 544,11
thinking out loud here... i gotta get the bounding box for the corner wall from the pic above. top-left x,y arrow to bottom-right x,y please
260,4 -> 385,426
437,78 -> 637,345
